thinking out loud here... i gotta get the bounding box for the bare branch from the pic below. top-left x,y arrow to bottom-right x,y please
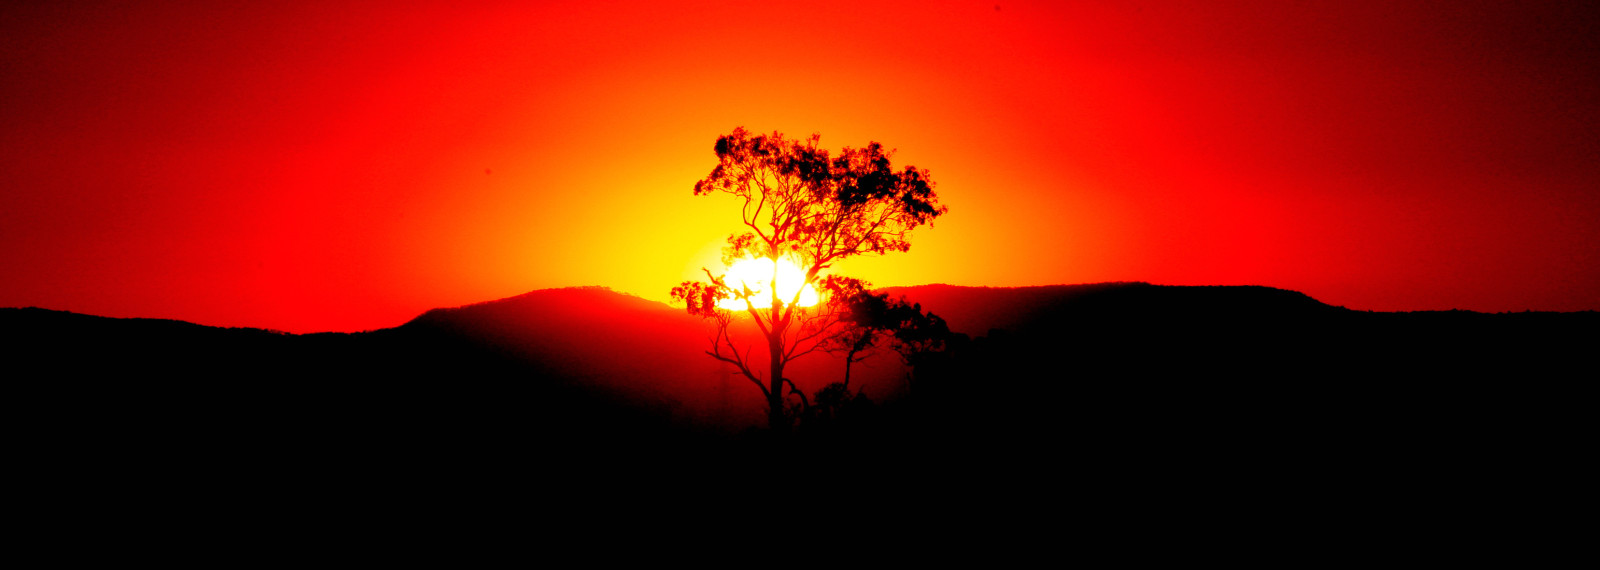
783,377 -> 811,413
704,315 -> 770,399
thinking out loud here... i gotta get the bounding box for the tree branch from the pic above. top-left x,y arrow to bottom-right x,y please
784,377 -> 810,413
704,316 -> 770,399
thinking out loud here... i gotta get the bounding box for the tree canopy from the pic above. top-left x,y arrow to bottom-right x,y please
693,127 -> 944,290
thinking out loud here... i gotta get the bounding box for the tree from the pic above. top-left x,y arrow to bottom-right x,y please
670,127 -> 946,434
816,280 -> 963,397
816,276 -> 888,393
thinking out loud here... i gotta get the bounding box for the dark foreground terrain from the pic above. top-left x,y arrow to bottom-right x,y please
7,283 -> 1594,528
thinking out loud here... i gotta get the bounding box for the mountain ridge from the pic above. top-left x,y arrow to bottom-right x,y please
9,281 -> 1594,403
9,281 -> 1590,338
6,280 -> 1594,515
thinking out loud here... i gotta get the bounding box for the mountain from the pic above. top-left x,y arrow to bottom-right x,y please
7,283 -> 1594,476
882,282 -> 1342,336
9,280 -> 1596,533
887,282 -> 1595,381
389,286 -> 761,433
882,282 -> 1593,456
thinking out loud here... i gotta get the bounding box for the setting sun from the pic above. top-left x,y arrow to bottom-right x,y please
718,256 -> 820,310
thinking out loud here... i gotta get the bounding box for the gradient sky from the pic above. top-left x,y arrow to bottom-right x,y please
4,1 -> 1597,332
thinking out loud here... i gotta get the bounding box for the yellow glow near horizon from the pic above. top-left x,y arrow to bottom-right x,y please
718,256 -> 820,310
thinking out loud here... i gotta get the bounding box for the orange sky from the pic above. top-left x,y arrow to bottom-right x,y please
3,1 -> 1597,332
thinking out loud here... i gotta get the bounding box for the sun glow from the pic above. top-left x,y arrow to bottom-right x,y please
717,256 -> 820,310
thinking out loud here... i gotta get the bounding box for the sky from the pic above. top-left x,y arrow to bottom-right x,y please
3,0 -> 1597,332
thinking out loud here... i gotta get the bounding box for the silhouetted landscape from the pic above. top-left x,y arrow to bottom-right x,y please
8,2 -> 1600,551
11,283 -> 1593,474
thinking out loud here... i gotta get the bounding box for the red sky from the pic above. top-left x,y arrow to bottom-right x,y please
3,1 -> 1597,332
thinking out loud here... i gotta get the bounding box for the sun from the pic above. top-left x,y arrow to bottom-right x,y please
718,255 -> 820,310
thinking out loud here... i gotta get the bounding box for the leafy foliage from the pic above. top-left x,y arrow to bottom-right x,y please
692,127 -> 945,275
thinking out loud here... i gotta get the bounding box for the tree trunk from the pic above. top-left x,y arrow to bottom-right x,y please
767,327 -> 787,434
844,346 -> 859,391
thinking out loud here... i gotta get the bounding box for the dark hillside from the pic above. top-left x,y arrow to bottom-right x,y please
5,293 -> 727,478
387,286 -> 762,432
885,282 -> 1593,381
876,283 -> 1595,480
882,282 -> 1344,336
6,284 -> 1593,489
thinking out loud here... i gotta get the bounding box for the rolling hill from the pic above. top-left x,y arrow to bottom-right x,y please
7,283 -> 1593,464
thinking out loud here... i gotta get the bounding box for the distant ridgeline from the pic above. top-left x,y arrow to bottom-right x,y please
880,281 -> 1596,381
6,283 -> 1594,472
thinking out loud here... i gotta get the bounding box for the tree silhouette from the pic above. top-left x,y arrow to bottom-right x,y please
816,276 -> 888,391
671,127 -> 946,434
